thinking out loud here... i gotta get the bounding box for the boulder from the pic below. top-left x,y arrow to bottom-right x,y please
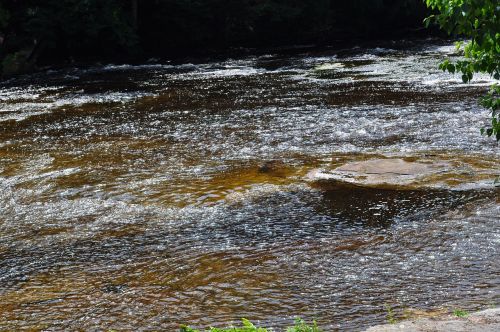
307,158 -> 448,189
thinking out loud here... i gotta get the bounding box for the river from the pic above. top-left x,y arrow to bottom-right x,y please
0,40 -> 499,331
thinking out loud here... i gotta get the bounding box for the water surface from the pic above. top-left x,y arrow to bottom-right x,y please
0,40 -> 499,331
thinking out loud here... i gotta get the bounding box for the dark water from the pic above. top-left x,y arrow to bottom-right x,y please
0,40 -> 499,331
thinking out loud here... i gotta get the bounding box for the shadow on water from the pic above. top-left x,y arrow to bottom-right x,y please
316,185 -> 490,227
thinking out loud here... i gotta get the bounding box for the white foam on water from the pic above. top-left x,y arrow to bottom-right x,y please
0,90 -> 156,123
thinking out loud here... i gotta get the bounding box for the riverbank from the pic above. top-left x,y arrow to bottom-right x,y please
366,308 -> 500,332
1,35 -> 443,80
0,1 -> 433,77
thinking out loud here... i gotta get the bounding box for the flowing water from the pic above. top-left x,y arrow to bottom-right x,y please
0,40 -> 499,331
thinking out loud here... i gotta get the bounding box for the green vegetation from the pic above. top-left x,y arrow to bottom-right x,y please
0,1 -> 428,76
180,318 -> 322,332
424,0 -> 499,140
453,309 -> 469,318
384,304 -> 398,324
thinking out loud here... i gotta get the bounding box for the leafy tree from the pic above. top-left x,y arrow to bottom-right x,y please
22,0 -> 136,59
334,0 -> 427,37
0,3 -> 9,31
424,0 -> 500,140
0,0 -> 429,75
0,0 -> 136,72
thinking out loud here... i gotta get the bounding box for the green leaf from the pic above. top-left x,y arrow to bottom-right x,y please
423,17 -> 432,28
241,319 -> 255,328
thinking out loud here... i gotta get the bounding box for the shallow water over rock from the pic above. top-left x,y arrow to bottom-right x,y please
0,40 -> 499,331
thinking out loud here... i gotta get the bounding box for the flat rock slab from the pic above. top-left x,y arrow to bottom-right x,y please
365,308 -> 500,332
307,158 -> 448,189
336,159 -> 433,175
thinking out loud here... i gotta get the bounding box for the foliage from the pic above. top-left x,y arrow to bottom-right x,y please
180,318 -> 266,332
335,0 -> 427,35
424,0 -> 500,140
384,304 -> 398,324
1,0 -> 135,61
179,318 -> 322,332
480,84 -> 500,140
0,0 -> 428,75
0,3 -> 9,30
453,309 -> 469,318
1,51 -> 26,76
286,318 -> 321,332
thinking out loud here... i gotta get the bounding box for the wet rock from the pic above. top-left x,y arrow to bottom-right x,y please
307,158 -> 448,189
101,284 -> 126,293
258,160 -> 288,177
311,62 -> 347,79
365,308 -> 500,332
314,62 -> 344,71
23,298 -> 64,306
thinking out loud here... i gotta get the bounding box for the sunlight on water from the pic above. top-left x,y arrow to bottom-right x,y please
0,40 -> 498,330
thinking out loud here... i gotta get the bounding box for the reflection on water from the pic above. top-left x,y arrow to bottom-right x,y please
0,40 -> 499,331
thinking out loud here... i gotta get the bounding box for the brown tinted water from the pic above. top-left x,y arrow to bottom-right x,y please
0,40 -> 499,331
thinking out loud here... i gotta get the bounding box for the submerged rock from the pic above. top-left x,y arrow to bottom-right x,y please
258,160 -> 286,174
307,158 -> 448,189
365,308 -> 500,332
